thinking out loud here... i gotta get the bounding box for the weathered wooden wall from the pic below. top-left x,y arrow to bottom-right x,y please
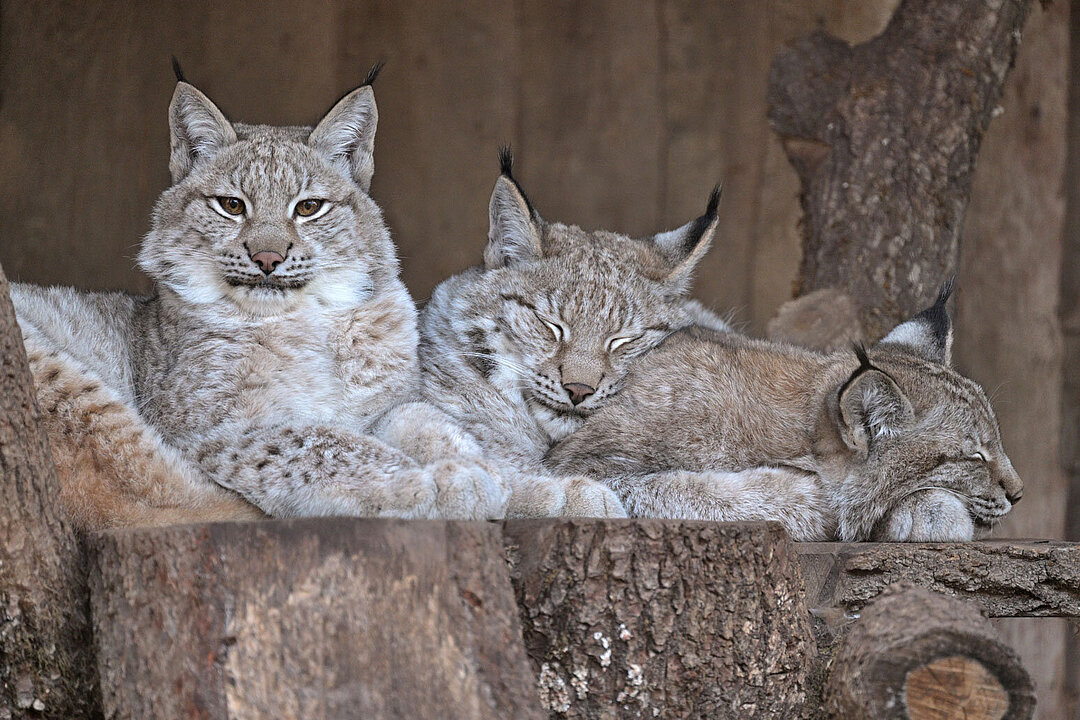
0,0 -> 1072,716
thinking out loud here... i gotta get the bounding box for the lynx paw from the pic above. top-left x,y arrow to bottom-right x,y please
560,476 -> 628,518
872,490 -> 975,542
427,459 -> 512,520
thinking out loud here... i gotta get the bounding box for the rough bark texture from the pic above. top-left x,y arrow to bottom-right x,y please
798,540 -> 1080,618
504,519 -> 814,719
767,0 -> 1033,339
88,518 -> 543,720
825,584 -> 1035,719
0,261 -> 99,717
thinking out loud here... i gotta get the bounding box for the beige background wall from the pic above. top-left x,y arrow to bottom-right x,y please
0,1 -> 1073,715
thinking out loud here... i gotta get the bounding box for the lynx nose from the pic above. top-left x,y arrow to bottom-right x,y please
1007,489 -> 1023,505
250,250 -> 285,275
563,383 -> 596,406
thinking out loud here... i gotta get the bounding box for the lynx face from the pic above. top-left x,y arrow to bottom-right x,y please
139,78 -> 392,317
836,349 -> 1021,540
452,150 -> 722,441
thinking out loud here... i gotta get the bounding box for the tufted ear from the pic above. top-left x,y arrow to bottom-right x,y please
484,147 -> 543,269
836,346 -> 915,457
878,279 -> 954,365
308,64 -> 382,193
650,185 -> 721,295
168,82 -> 237,183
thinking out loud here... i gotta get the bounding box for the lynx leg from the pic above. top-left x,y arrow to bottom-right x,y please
27,347 -> 263,531
505,473 -> 627,519
613,467 -> 833,541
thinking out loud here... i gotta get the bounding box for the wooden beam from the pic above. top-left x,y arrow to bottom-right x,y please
797,540 -> 1080,618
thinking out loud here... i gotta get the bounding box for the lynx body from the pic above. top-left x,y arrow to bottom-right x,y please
420,151 -> 728,517
13,70 -> 509,530
548,290 -> 1023,541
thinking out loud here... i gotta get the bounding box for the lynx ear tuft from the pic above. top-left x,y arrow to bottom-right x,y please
171,56 -> 187,83
878,278 -> 954,364
309,83 -> 379,193
485,147 -> 543,269
362,61 -> 384,87
836,346 -> 914,457
650,184 -> 722,294
168,82 -> 237,183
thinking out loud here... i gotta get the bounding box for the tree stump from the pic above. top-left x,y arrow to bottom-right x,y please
825,584 -> 1035,720
504,519 -> 815,719
0,262 -> 99,718
88,518 -> 543,720
767,0 -> 1033,339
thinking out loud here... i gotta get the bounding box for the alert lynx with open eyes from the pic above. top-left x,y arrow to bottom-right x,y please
547,286 -> 1023,542
12,67 -> 510,530
419,150 -> 730,518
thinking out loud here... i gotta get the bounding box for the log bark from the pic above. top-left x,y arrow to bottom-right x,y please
797,540 -> 1080,618
767,0 -> 1033,339
825,583 -> 1035,719
0,261 -> 100,717
504,519 -> 815,719
88,518 -> 543,720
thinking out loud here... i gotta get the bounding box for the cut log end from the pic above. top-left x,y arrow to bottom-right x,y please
905,655 -> 1010,720
825,583 -> 1034,720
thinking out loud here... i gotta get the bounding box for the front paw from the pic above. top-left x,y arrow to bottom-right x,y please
561,476 -> 628,519
872,490 -> 975,542
427,459 -> 512,520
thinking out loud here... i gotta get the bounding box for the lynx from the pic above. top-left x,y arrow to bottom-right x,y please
547,287 -> 1024,541
12,67 -> 509,530
419,149 -> 729,517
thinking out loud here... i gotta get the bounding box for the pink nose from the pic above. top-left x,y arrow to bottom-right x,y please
563,383 -> 596,406
250,251 -> 285,275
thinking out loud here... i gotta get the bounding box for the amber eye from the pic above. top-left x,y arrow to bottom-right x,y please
295,199 -> 323,218
218,197 -> 245,216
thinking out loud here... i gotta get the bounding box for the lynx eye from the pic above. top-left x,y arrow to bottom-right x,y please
217,197 -> 246,216
295,199 -> 324,218
968,451 -> 988,463
607,336 -> 637,352
540,317 -> 564,342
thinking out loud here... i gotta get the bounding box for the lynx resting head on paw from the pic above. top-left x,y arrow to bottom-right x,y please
548,284 -> 1023,541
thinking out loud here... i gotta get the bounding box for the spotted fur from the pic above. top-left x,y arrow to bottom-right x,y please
12,74 -> 509,530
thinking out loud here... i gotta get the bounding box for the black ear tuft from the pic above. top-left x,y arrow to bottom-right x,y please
838,343 -> 877,399
362,61 -> 385,87
705,183 -> 722,220
499,145 -> 514,178
916,276 -> 954,349
171,56 -> 187,83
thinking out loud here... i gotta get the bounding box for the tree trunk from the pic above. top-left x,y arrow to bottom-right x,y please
504,519 -> 815,719
825,583 -> 1035,719
767,0 -> 1033,340
88,518 -> 544,720
0,262 -> 99,717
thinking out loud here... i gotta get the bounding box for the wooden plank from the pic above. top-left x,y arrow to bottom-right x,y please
797,540 -> 1080,618
89,518 -> 543,720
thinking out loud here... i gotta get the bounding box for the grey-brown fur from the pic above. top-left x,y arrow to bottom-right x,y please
547,295 -> 1023,541
419,151 -> 728,517
12,74 -> 509,529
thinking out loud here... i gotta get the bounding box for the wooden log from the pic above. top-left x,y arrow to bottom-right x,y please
797,540 -> 1080,618
504,519 -> 815,719
825,583 -> 1035,719
88,518 -> 543,720
767,0 -> 1033,340
0,261 -> 100,718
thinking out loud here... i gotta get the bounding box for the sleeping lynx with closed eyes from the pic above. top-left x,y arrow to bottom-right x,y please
548,286 -> 1024,541
12,67 -> 509,530
420,150 -> 730,517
